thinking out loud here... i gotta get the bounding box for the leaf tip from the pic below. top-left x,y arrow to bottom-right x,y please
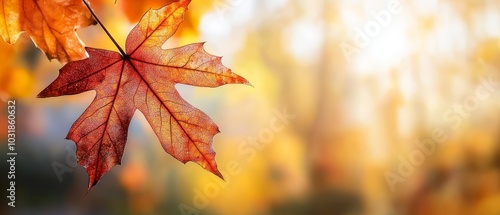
85,182 -> 95,194
216,171 -> 225,181
210,167 -> 224,181
37,87 -> 54,98
232,74 -> 253,87
87,178 -> 99,192
243,79 -> 253,87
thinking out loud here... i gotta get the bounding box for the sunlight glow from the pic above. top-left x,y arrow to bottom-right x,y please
283,19 -> 325,63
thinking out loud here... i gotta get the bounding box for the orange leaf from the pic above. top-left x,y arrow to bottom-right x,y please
38,0 -> 249,190
0,0 -> 96,62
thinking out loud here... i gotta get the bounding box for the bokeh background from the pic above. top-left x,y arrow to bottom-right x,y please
2,0 -> 500,214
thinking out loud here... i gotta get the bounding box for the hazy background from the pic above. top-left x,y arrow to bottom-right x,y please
1,0 -> 500,214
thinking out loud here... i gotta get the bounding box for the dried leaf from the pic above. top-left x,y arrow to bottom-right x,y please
0,0 -> 96,62
38,0 -> 249,190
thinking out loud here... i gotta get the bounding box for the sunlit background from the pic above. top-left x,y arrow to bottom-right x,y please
1,0 -> 500,214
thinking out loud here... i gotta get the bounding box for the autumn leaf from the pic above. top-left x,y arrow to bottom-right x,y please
38,0 -> 249,190
121,0 -> 199,41
0,0 -> 96,62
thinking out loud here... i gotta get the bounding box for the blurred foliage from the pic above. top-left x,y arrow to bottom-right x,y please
2,0 -> 500,215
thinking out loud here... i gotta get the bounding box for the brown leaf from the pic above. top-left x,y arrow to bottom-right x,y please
0,0 -> 96,62
38,0 -> 249,190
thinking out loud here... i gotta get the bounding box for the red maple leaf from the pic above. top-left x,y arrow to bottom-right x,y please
38,0 -> 249,190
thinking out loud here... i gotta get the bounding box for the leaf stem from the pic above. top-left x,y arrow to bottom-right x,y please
83,0 -> 127,56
